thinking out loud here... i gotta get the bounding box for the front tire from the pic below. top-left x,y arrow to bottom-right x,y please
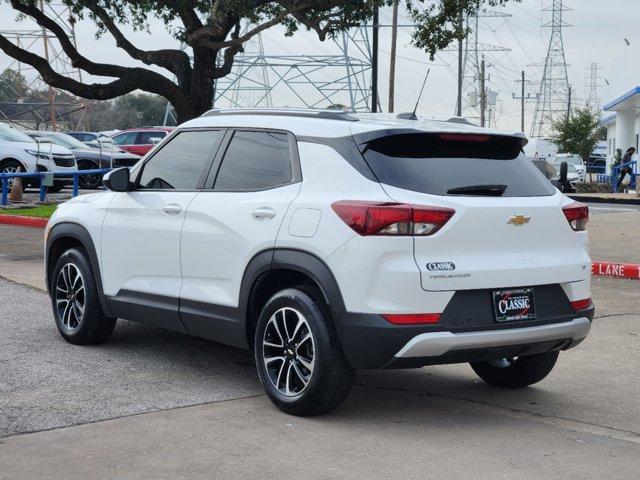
254,287 -> 354,416
50,247 -> 116,345
470,351 -> 559,388
77,160 -> 102,189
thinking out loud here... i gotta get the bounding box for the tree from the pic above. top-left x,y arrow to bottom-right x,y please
0,1 -> 517,123
551,107 -> 606,163
0,68 -> 29,101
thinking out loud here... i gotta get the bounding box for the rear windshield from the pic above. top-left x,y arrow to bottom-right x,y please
361,133 -> 556,197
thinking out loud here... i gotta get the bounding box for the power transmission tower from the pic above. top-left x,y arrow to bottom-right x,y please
0,2 -> 86,130
530,0 -> 571,138
585,62 -> 602,110
214,30 -> 273,109
214,25 -> 373,112
455,8 -> 511,124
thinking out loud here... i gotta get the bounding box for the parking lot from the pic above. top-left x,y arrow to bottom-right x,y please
1,204 -> 639,479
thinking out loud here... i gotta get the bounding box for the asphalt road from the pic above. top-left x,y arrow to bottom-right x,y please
1,275 -> 639,478
1,204 -> 639,478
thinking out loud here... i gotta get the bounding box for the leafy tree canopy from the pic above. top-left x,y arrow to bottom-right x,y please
0,0 -> 517,122
551,107 -> 606,164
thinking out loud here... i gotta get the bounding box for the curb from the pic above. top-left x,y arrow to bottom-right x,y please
568,195 -> 640,206
0,214 -> 48,229
592,261 -> 640,280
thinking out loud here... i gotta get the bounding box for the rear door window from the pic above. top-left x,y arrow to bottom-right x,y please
361,132 -> 555,197
213,131 -> 292,191
112,132 -> 137,146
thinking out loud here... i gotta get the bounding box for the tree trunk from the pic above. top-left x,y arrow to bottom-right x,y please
172,46 -> 217,123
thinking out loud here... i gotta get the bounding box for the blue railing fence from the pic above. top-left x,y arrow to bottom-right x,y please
0,169 -> 109,206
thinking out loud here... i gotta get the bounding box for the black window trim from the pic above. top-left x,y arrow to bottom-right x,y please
202,127 -> 302,192
132,127 -> 228,192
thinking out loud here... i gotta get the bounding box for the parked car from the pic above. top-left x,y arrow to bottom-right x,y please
0,123 -> 76,192
557,164 -> 580,192
64,131 -> 109,148
110,127 -> 173,156
551,154 -> 586,182
27,131 -> 140,189
45,109 -> 594,416
587,156 -> 607,174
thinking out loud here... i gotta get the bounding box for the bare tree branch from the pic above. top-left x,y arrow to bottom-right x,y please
0,33 -> 137,100
86,2 -> 191,82
8,0 -> 186,102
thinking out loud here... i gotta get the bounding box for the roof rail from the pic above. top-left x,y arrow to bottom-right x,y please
202,108 -> 359,122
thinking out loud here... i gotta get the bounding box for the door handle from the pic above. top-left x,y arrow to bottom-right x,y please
252,207 -> 276,221
162,204 -> 182,215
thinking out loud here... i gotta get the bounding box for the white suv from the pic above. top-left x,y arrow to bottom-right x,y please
0,123 -> 77,192
45,109 -> 594,416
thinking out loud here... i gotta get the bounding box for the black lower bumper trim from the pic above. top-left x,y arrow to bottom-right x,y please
332,306 -> 594,369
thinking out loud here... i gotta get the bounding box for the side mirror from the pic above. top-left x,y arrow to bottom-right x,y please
150,137 -> 162,145
103,167 -> 130,192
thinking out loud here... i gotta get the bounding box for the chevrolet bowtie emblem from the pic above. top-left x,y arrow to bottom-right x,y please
507,214 -> 531,226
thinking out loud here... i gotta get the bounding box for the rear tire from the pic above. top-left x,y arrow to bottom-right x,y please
470,351 -> 559,388
50,247 -> 116,345
254,287 -> 354,416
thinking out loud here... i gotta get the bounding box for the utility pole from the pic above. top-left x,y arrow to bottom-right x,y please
456,5 -> 464,117
40,0 -> 56,130
371,6 -> 379,113
388,0 -> 399,113
480,57 -> 486,127
520,70 -> 525,132
512,70 -> 538,133
567,85 -> 572,120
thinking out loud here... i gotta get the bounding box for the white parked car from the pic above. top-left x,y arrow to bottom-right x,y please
0,123 -> 77,192
557,164 -> 581,192
45,109 -> 594,416
552,153 -> 586,182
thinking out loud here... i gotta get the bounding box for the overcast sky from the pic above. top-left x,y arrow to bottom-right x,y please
0,0 -> 638,132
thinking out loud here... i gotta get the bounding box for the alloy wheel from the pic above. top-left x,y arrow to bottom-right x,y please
2,165 -> 18,187
55,263 -> 86,331
262,307 -> 315,397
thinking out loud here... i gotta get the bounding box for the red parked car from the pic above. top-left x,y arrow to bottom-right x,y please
110,127 -> 174,156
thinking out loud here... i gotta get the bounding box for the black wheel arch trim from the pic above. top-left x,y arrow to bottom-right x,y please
45,222 -> 113,317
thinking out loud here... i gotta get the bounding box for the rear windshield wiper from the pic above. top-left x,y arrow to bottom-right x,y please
446,184 -> 507,196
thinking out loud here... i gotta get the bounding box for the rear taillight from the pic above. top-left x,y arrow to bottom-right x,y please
570,298 -> 592,311
562,202 -> 589,231
331,201 -> 455,236
382,313 -> 441,325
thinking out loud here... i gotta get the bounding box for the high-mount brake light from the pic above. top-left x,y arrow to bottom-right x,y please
438,133 -> 492,142
331,201 -> 455,236
562,202 -> 589,231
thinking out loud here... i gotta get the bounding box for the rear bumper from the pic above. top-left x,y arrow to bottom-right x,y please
394,317 -> 590,359
333,307 -> 594,369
